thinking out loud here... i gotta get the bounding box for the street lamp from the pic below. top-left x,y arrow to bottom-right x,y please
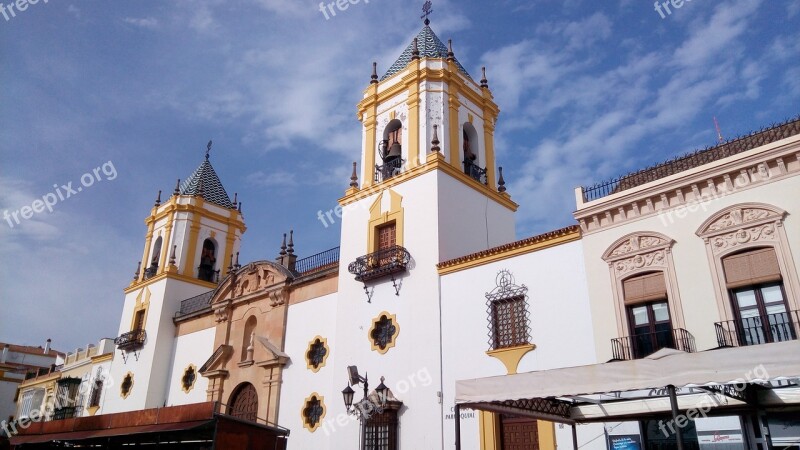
342,365 -> 388,450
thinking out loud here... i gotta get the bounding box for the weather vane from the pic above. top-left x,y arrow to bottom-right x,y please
421,1 -> 433,25
206,140 -> 212,160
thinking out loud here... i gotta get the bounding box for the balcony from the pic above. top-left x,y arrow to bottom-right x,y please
114,329 -> 147,352
611,328 -> 696,360
375,158 -> 405,183
197,265 -> 220,284
463,160 -> 487,185
348,245 -> 411,283
143,264 -> 158,280
715,310 -> 799,347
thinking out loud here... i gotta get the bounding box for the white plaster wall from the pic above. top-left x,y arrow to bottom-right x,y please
581,174 -> 800,361
87,359 -> 112,416
440,240 -> 598,449
0,380 -> 20,421
164,327 -> 215,406
278,293 -> 338,450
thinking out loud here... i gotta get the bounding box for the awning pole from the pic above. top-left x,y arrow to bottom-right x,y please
667,385 -> 685,450
454,404 -> 462,450
572,423 -> 579,450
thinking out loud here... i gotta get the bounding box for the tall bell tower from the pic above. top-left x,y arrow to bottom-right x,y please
104,143 -> 246,414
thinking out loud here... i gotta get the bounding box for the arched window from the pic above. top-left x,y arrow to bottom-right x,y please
377,120 -> 404,181
241,316 -> 257,361
88,368 -> 104,408
228,383 -> 258,422
198,239 -> 217,282
145,237 -> 162,279
462,123 -> 485,183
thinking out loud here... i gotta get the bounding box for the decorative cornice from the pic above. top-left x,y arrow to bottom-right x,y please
437,226 -> 581,275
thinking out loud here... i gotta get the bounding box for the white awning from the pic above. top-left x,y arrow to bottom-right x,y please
455,341 -> 800,422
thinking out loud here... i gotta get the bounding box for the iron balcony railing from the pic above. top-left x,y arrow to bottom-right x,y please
295,247 -> 340,274
611,328 -> 696,360
463,160 -> 488,185
114,329 -> 147,352
197,265 -> 220,284
348,245 -> 411,283
143,264 -> 158,280
375,158 -> 405,183
715,310 -> 799,347
52,406 -> 77,421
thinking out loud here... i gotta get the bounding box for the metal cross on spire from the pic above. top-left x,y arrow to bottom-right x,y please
205,140 -> 212,160
421,1 -> 433,25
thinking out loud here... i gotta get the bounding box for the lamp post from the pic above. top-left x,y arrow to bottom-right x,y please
342,365 -> 388,450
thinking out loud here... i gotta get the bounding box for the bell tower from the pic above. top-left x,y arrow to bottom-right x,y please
105,142 -> 246,414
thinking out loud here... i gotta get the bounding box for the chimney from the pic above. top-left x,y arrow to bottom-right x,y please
1,344 -> 8,363
44,338 -> 51,354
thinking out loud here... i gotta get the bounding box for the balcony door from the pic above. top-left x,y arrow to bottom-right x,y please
732,283 -> 794,345
628,301 -> 675,359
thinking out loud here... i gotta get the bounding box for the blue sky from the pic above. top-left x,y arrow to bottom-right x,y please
1,0 -> 798,351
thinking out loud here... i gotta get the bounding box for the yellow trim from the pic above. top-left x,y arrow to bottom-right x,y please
404,59 -> 421,169
137,222 -> 155,284
479,411 -> 501,450
484,116 -> 497,189
361,84 -> 379,188
301,393 -> 326,433
437,227 -> 581,275
338,155 -> 517,212
305,336 -> 330,373
120,372 -> 134,399
146,200 -> 246,232
87,405 -> 100,416
157,209 -> 175,275
537,421 -> 557,450
367,190 -> 404,254
369,312 -> 400,355
183,223 -> 201,277
90,353 -> 113,363
486,344 -> 536,375
221,228 -> 235,280
124,271 -> 217,294
448,84 -> 461,166
181,364 -> 198,394
129,288 -> 151,332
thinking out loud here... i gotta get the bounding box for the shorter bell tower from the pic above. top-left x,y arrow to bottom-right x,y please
104,142 -> 246,414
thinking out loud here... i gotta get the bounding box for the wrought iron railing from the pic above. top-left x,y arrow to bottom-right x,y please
611,328 -> 695,360
52,406 -> 77,421
715,310 -> 799,347
463,160 -> 488,185
295,247 -> 340,274
375,158 -> 405,183
198,265 -> 220,284
176,291 -> 214,318
143,264 -> 158,280
114,329 -> 147,351
348,245 -> 411,283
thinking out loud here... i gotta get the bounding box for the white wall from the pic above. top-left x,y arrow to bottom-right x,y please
164,327 -> 215,406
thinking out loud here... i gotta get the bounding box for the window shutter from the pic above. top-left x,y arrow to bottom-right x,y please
623,272 -> 667,305
723,247 -> 782,289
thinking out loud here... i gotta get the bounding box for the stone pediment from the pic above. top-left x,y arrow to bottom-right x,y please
211,261 -> 292,305
696,203 -> 785,237
602,232 -> 674,262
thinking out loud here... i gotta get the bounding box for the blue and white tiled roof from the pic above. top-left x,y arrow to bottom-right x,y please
381,25 -> 472,81
180,158 -> 234,208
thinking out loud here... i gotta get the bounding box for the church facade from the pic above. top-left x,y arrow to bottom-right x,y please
11,18 -> 800,450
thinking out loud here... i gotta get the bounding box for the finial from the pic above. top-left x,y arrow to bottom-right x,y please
480,67 -> 488,88
371,62 -> 378,84
234,252 -> 241,270
173,179 -> 181,196
238,202 -> 242,213
498,167 -> 507,193
447,39 -> 455,61
206,140 -> 212,160
431,124 -> 441,152
287,230 -> 294,255
280,233 -> 287,256
421,1 -> 433,25
411,38 -> 420,60
169,245 -> 177,266
133,261 -> 141,281
196,172 -> 204,197
350,162 -> 359,188
232,193 -> 238,209
154,190 -> 162,207
228,254 -> 234,274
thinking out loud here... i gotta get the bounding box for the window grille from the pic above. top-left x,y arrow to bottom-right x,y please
486,270 -> 530,350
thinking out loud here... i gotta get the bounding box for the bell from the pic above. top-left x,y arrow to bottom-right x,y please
387,141 -> 402,158
379,140 -> 390,159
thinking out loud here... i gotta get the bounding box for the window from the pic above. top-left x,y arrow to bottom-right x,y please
486,270 -> 530,351
305,337 -> 329,372
181,365 -> 197,393
365,409 -> 399,450
145,236 -> 162,279
120,372 -> 134,399
133,309 -> 146,331
377,223 -> 396,251
198,239 -> 217,282
627,301 -> 674,358
53,378 -> 81,420
88,368 -> 104,408
723,248 -> 796,346
302,393 -> 325,432
18,389 -> 44,420
370,313 -> 400,354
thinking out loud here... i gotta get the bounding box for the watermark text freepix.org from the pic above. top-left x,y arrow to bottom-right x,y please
318,0 -> 372,20
1,0 -> 48,22
3,161 -> 118,229
653,0 -> 695,19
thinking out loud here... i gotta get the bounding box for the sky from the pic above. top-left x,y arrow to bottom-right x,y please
1,0 -> 798,352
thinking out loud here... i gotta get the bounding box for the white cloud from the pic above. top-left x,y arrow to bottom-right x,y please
123,17 -> 159,29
